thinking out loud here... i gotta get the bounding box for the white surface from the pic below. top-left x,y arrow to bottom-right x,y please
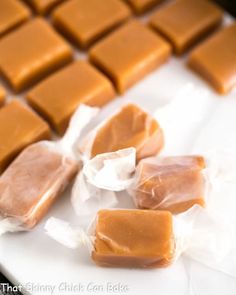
1,17 -> 236,295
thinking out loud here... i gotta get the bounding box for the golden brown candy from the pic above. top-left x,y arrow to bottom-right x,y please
27,60 -> 116,135
89,20 -> 171,93
0,143 -> 78,229
188,23 -> 236,94
0,0 -> 31,37
0,18 -> 73,92
0,86 -> 6,107
92,209 -> 174,268
88,104 -> 164,161
149,0 -> 223,55
26,0 -> 64,14
52,0 -> 131,49
0,100 -> 50,173
133,156 -> 206,214
125,0 -> 164,14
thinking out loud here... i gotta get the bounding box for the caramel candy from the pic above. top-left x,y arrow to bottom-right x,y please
150,0 -> 223,55
0,0 -> 31,37
89,20 -> 171,93
27,60 -> 116,135
92,209 -> 174,268
134,156 -> 205,214
0,18 -> 73,92
125,0 -> 163,14
27,0 -> 64,14
89,104 -> 164,161
188,23 -> 236,94
0,86 -> 6,107
0,100 -> 50,173
0,143 -> 78,228
52,0 -> 132,49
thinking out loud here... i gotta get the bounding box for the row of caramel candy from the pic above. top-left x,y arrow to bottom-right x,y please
0,0 -> 235,108
0,1 -> 234,169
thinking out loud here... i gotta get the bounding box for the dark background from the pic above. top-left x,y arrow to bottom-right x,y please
0,0 -> 236,294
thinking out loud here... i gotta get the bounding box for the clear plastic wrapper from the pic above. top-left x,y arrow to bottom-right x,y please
72,146 -> 236,219
71,148 -> 136,216
72,84 -> 213,217
0,104 -> 98,235
78,103 -> 164,162
45,205 -> 236,274
132,155 -> 206,214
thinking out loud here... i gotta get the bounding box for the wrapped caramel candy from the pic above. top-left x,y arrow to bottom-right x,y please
132,156 -> 206,214
0,104 -> 98,235
92,209 -> 173,268
73,88 -> 215,216
79,103 -> 164,162
45,206 -> 235,272
46,209 -> 174,268
72,145 -> 236,218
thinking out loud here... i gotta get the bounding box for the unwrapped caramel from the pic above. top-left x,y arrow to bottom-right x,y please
0,18 -> 73,92
0,143 -> 78,229
52,0 -> 131,49
92,209 -> 174,268
89,20 -> 171,93
82,104 -> 164,161
0,0 -> 31,37
27,60 -> 115,135
0,100 -> 50,173
188,23 -> 236,94
125,0 -> 163,14
0,86 -> 6,107
133,156 -> 205,214
149,0 -> 223,55
26,0 -> 64,14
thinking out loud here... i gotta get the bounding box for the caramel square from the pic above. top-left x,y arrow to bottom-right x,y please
0,86 -> 6,107
89,103 -> 164,161
0,0 -> 31,37
0,18 -> 73,92
150,0 -> 223,55
188,23 -> 236,94
0,100 -> 50,173
27,60 -> 116,135
52,0 -> 131,49
92,209 -> 174,268
89,20 -> 171,93
27,0 -> 64,14
134,156 -> 205,214
125,0 -> 163,14
0,143 -> 78,228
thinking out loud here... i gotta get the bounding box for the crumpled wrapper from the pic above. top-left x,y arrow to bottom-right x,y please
71,148 -> 136,217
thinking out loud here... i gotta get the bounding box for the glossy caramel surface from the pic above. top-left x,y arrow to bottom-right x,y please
92,209 -> 174,268
134,156 -> 206,214
91,103 -> 164,160
90,20 -> 171,93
